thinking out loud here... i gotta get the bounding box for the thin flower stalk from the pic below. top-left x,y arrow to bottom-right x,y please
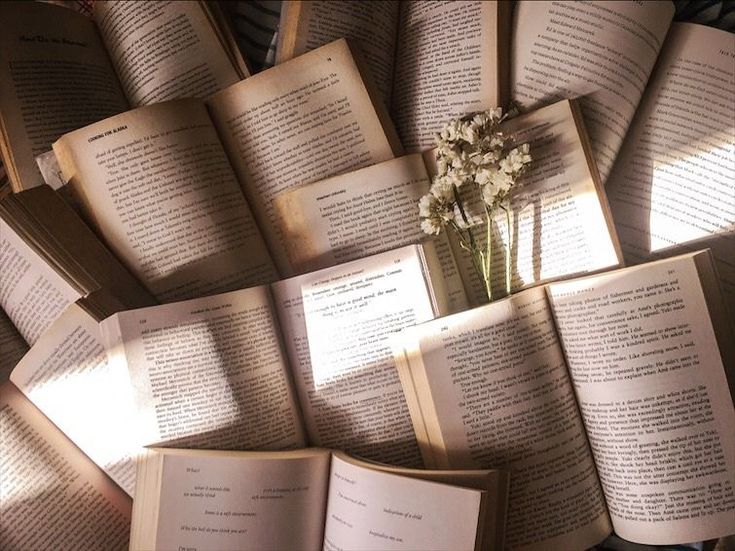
418,108 -> 532,303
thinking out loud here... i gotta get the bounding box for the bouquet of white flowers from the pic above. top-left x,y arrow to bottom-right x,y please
419,108 -> 532,302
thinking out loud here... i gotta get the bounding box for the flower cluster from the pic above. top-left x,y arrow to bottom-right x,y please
419,108 -> 532,236
418,107 -> 532,302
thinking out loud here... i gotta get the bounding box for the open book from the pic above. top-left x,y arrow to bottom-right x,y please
0,0 -> 248,191
0,382 -> 132,550
511,0 -> 676,183
514,1 -> 735,317
130,447 -> 510,551
52,39 -> 401,294
0,309 -> 26,380
392,250 -> 735,549
512,1 -> 734,318
604,23 -> 735,318
0,185 -> 154,348
277,0 -> 510,152
101,244 -> 454,469
274,99 -> 623,306
3,299 -> 152,497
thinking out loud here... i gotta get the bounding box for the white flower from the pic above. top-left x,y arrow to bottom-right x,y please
449,168 -> 470,188
481,170 -> 514,207
418,193 -> 436,218
500,144 -> 532,173
488,134 -> 506,149
419,188 -> 455,236
420,106 -> 533,302
460,124 -> 478,144
430,178 -> 455,202
439,120 -> 463,142
472,112 -> 490,128
476,149 -> 502,165
491,169 -> 513,191
482,182 -> 498,206
475,167 -> 493,187
421,218 -> 442,235
436,156 -> 449,175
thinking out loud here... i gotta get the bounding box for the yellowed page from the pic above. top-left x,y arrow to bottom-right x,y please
273,154 -> 468,312
0,218 -> 81,345
548,253 -> 735,543
0,308 -> 27,381
9,303 -> 140,496
207,39 -> 400,274
94,0 -> 243,106
0,381 -> 131,550
511,0 -> 675,182
277,0 -> 400,107
271,245 -> 447,467
392,1 -> 509,152
138,448 -> 331,551
323,454 -> 483,551
606,23 -> 735,316
395,287 -> 612,550
334,451 -> 510,551
102,286 -> 306,451
53,99 -> 277,302
448,100 -> 623,306
0,2 -> 128,191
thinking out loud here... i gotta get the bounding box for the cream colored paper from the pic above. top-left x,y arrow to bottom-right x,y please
53,99 -> 277,301
103,286 -> 306,451
606,23 -> 735,316
548,254 -> 735,543
511,0 -> 675,182
207,39 -> 399,273
10,303 -> 141,496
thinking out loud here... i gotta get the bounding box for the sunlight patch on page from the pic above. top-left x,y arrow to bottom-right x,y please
648,131 -> 734,254
22,351 -> 141,479
302,254 -> 435,388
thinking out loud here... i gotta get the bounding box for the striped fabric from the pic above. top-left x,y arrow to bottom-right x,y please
674,0 -> 735,30
220,0 -> 282,71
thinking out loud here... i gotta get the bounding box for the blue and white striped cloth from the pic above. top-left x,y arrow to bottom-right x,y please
219,0 -> 734,75
220,0 -> 282,71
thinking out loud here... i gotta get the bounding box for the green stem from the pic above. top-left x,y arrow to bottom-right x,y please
452,186 -> 491,301
449,220 -> 485,295
484,203 -> 493,302
501,204 -> 512,296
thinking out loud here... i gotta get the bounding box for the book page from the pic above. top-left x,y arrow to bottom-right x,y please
0,218 -> 81,345
277,0 -> 400,106
103,286 -> 306,451
511,0 -> 675,182
448,100 -> 623,305
322,454 -> 483,551
94,0 -> 243,106
0,1 -> 128,190
53,99 -> 278,302
273,154 -> 468,312
0,307 -> 28,381
334,452 -> 510,551
142,448 -> 330,551
606,23 -> 735,316
10,303 -> 141,496
396,287 -> 611,550
547,253 -> 735,543
392,0 -> 509,152
207,39 -> 401,274
1,185 -> 156,313
271,245 -> 444,467
0,382 -> 131,550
